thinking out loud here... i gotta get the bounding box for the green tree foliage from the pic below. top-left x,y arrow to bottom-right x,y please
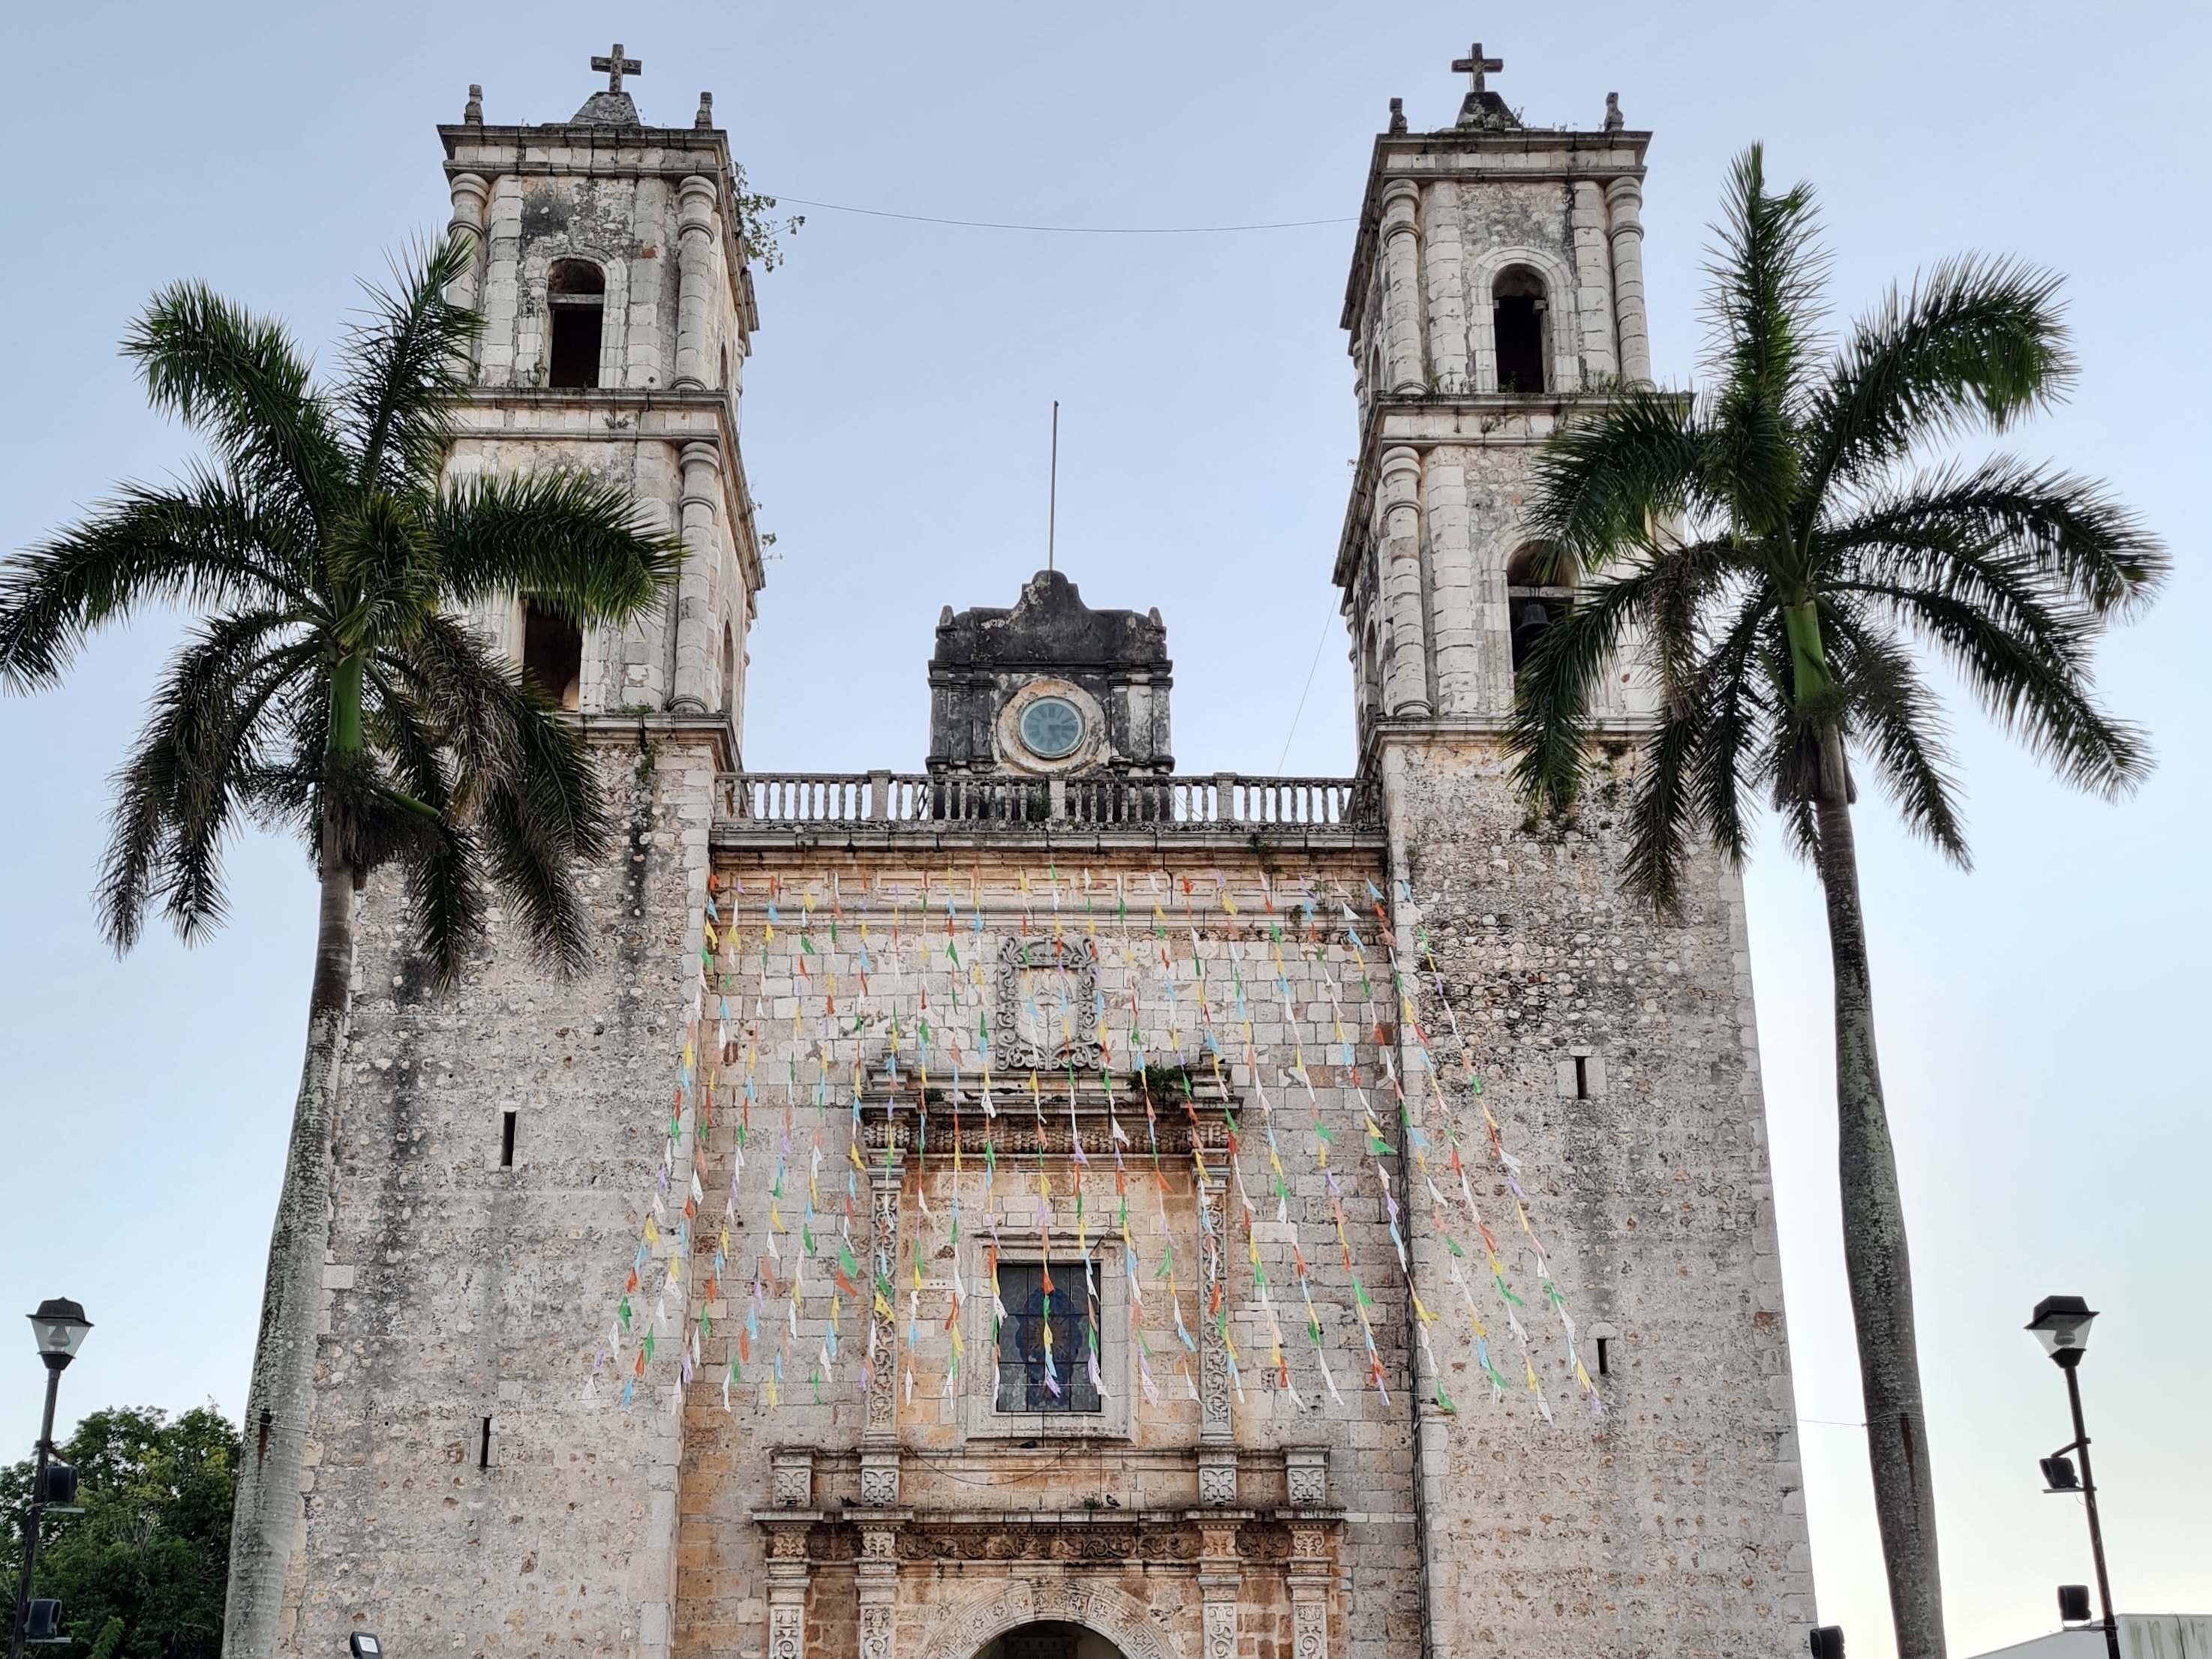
2,1407 -> 238,1659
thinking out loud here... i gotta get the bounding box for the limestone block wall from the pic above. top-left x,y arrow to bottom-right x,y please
274,729 -> 722,1659
669,846 -> 1426,1659
1384,735 -> 1817,1657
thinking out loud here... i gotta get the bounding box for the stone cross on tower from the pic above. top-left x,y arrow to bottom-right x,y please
1452,43 -> 1504,97
591,43 -> 642,95
1452,40 -> 1520,131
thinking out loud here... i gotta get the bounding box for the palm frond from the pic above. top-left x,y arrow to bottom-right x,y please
431,470 -> 687,623
1507,563 -> 1677,813
0,473 -> 314,688
328,492 -> 440,654
369,686 -> 488,987
477,700 -> 609,972
1755,611 -> 1826,861
1702,146 -> 1827,535
95,612 -> 303,949
1618,694 -> 1705,912
1824,600 -> 1969,862
341,237 -> 482,494
1690,590 -> 1784,867
1824,456 -> 2166,618
1522,389 -> 1711,569
375,611 -> 524,804
1841,579 -> 2150,798
1806,256 -> 2074,500
123,283 -> 347,519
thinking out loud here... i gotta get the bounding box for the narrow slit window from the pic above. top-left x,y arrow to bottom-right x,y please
1492,266 -> 1549,395
500,1111 -> 517,1168
1573,1055 -> 1590,1100
478,1416 -> 493,1469
994,1260 -> 1103,1414
520,600 -> 583,711
546,259 -> 606,389
1596,1337 -> 1611,1377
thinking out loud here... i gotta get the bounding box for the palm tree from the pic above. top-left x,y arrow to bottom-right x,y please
1509,147 -> 2163,1659
0,239 -> 684,1654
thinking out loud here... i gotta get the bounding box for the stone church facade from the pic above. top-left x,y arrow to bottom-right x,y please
267,47 -> 1816,1659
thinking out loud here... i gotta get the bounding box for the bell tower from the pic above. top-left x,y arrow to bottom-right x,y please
1336,50 -> 1819,1657
1337,45 -> 1657,753
440,46 -> 765,759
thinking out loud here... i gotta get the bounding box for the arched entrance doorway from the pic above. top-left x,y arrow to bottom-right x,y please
974,1624 -> 1126,1659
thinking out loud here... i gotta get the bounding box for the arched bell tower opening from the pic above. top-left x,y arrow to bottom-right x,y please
1491,264 -> 1549,394
1504,542 -> 1574,672
545,258 -> 606,389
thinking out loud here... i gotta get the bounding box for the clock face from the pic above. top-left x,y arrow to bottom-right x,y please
1018,695 -> 1085,760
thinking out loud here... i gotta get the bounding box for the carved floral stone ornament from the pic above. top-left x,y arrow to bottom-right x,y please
994,934 -> 1101,1069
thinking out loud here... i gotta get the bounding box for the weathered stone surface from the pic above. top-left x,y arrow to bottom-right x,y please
269,50 -> 1814,1659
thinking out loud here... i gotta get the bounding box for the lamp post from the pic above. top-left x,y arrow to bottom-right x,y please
2026,1295 -> 2119,1659
9,1300 -> 92,1659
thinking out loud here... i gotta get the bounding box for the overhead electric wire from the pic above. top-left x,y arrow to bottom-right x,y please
765,193 -> 1354,236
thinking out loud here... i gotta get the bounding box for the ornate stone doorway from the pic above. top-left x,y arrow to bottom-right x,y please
974,1624 -> 1126,1659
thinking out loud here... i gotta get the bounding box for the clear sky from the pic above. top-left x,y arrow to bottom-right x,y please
1,4 -> 2204,1654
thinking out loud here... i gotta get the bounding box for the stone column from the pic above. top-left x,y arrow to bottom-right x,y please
667,441 -> 721,714
762,1519 -> 813,1659
1287,1522 -> 1334,1659
1420,451 -> 1477,714
855,1520 -> 901,1659
1606,177 -> 1653,384
1197,1522 -> 1243,1659
446,173 -> 490,312
1569,180 -> 1619,381
672,175 -> 718,392
1420,183 -> 1468,391
1379,181 -> 1427,394
861,1162 -> 903,1505
1378,447 -> 1430,718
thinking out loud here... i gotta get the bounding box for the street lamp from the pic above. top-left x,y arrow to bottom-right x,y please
9,1300 -> 91,1659
2027,1295 -> 2119,1659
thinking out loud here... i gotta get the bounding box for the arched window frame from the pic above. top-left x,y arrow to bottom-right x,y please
543,256 -> 609,389
1467,247 -> 1580,395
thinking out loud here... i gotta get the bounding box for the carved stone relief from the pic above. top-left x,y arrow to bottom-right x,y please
1197,1179 -> 1234,1440
1198,1447 -> 1238,1507
915,1579 -> 1173,1659
767,1600 -> 804,1659
996,936 -> 1100,1069
866,1176 -> 901,1442
770,1450 -> 813,1508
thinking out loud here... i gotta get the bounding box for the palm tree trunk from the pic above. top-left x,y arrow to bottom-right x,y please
222,821 -> 355,1658
1811,721 -> 1946,1659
